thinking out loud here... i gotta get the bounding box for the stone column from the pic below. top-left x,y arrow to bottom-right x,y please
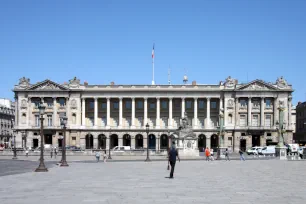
131,136 -> 135,149
168,97 -> 173,128
193,97 -> 198,128
261,97 -> 265,127
220,97 -> 223,110
235,97 -> 239,126
274,97 -> 278,126
94,97 -> 98,127
206,98 -> 211,128
118,136 -> 123,147
82,98 -> 86,126
93,135 -> 98,149
53,97 -> 57,127
131,97 -> 135,128
156,97 -> 160,128
288,96 -> 292,130
119,97 -> 123,128
27,97 -> 31,127
248,97 -> 252,126
143,137 -> 147,148
106,97 -> 110,128
144,98 -> 148,127
206,135 -> 211,149
181,97 -> 185,118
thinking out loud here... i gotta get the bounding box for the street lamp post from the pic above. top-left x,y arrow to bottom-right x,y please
12,126 -> 17,159
145,123 -> 151,162
60,116 -> 69,167
35,103 -> 48,172
167,130 -> 171,149
108,129 -> 112,159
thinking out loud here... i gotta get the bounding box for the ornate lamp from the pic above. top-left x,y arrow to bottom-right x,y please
145,123 -> 151,162
60,116 -> 68,167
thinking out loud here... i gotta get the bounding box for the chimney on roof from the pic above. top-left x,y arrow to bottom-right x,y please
110,81 -> 115,85
84,81 -> 88,86
192,81 -> 197,86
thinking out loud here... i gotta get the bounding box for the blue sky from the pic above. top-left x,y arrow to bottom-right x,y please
0,0 -> 305,104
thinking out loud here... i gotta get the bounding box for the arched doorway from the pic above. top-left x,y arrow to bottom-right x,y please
210,134 -> 218,152
160,134 -> 168,150
123,134 -> 131,146
240,139 -> 246,151
85,134 -> 93,149
135,134 -> 143,149
148,134 -> 156,149
98,134 -> 106,149
110,134 -> 118,148
198,134 -> 206,152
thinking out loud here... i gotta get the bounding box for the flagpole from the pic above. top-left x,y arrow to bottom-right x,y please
152,43 -> 155,85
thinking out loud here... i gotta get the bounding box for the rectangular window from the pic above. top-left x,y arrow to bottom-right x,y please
101,103 -> 106,109
162,101 -> 167,109
125,101 -> 131,109
34,101 -> 40,108
47,115 -> 52,127
174,100 -> 180,108
46,99 -> 53,107
89,102 -> 94,109
137,101 -> 143,109
228,137 -> 233,146
72,137 -> 76,140
240,99 -> 247,107
266,99 -> 271,108
186,101 -> 192,109
199,101 -> 205,109
252,115 -> 259,127
240,115 -> 246,126
149,102 -> 156,109
265,115 -> 272,127
211,102 -> 217,109
113,102 -> 119,109
59,98 -> 66,107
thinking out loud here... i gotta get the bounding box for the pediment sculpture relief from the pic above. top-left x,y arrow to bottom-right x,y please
276,76 -> 288,89
224,76 -> 237,88
36,81 -> 61,90
68,77 -> 80,88
18,77 -> 30,88
244,82 -> 270,90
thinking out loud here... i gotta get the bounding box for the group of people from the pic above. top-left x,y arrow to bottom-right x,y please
94,150 -> 108,163
204,147 -> 231,161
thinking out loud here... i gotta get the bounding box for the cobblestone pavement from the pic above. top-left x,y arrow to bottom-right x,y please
0,160 -> 305,204
0,160 -> 57,177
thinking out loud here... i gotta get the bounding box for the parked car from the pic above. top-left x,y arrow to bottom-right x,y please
247,146 -> 263,155
260,146 -> 276,155
112,146 -> 132,152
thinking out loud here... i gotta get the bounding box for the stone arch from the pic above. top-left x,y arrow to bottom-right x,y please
148,134 -> 156,149
123,134 -> 131,146
85,134 -> 94,149
160,134 -> 168,149
198,134 -> 206,151
110,134 -> 118,149
135,134 -> 143,149
98,134 -> 106,149
211,134 -> 219,152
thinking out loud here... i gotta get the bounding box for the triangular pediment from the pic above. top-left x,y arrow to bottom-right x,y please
27,79 -> 69,91
236,80 -> 278,91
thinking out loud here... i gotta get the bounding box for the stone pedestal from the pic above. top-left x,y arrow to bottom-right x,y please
176,138 -> 198,157
276,146 -> 287,160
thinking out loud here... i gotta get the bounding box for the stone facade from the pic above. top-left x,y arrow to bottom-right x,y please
13,76 -> 294,152
295,101 -> 306,144
0,99 -> 15,148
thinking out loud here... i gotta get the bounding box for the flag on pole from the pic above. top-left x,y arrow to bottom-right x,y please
152,44 -> 155,59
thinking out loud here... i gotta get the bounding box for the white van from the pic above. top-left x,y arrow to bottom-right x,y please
112,146 -> 131,152
260,146 -> 276,155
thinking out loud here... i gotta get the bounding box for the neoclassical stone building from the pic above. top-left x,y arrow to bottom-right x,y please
13,76 -> 294,152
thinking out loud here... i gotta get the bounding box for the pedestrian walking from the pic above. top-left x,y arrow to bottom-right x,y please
50,148 -> 53,158
95,151 -> 101,162
205,147 -> 210,161
239,149 -> 245,161
54,147 -> 57,159
168,141 -> 180,179
210,148 -> 214,161
25,149 -> 29,157
103,150 -> 107,163
225,148 -> 230,161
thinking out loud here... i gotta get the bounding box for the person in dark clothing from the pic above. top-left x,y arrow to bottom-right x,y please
168,141 -> 180,179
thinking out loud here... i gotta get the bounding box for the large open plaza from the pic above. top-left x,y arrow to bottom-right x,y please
0,160 -> 305,204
